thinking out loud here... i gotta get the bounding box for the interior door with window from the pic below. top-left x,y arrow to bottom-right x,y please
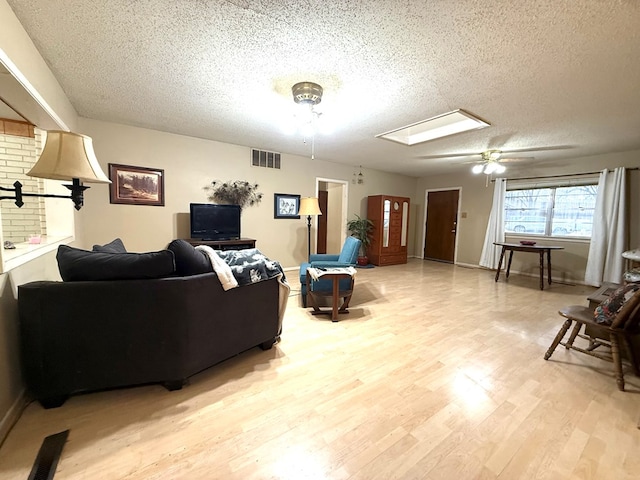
424,189 -> 459,263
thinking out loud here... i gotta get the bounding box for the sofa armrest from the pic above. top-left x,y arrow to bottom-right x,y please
309,254 -> 340,262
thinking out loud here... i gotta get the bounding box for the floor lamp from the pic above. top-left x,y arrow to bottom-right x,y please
298,197 -> 322,261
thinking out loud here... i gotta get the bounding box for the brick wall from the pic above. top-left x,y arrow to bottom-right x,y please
0,123 -> 46,243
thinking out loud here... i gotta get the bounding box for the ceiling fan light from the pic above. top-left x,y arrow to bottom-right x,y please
472,164 -> 484,174
494,164 -> 506,174
484,162 -> 497,174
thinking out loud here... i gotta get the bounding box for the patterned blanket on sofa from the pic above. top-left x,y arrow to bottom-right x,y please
215,248 -> 287,286
195,246 -> 289,328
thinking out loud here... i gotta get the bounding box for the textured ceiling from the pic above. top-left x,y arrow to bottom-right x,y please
4,0 -> 640,177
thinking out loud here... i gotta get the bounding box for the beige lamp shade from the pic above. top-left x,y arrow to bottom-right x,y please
298,197 -> 322,216
27,130 -> 111,183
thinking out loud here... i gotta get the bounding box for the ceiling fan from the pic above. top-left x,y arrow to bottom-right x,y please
469,149 -> 529,175
417,146 -> 570,176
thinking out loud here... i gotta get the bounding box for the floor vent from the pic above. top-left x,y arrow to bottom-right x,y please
251,149 -> 281,169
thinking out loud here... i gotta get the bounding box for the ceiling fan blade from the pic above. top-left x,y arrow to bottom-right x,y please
498,145 -> 574,155
416,152 -> 482,160
499,156 -> 534,163
416,145 -> 573,161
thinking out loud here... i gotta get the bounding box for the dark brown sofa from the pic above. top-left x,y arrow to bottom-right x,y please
18,271 -> 281,408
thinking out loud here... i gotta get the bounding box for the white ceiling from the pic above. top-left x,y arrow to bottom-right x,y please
4,0 -> 640,177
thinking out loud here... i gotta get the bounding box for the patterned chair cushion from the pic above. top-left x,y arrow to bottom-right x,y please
594,283 -> 640,325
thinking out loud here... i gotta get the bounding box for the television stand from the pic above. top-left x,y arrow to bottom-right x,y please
184,238 -> 256,251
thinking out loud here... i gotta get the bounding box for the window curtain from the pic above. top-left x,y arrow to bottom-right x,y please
479,178 -> 506,268
584,167 -> 627,286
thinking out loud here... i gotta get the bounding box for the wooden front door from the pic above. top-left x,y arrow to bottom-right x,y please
424,190 -> 459,263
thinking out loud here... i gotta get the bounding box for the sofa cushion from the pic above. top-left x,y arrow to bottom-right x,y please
57,245 -> 175,282
92,238 -> 127,253
594,283 -> 640,325
167,239 -> 213,276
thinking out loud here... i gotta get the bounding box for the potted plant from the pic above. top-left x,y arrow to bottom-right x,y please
347,214 -> 374,266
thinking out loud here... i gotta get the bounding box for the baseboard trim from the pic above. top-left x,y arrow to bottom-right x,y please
0,388 -> 26,448
502,268 -> 583,286
455,262 -> 480,269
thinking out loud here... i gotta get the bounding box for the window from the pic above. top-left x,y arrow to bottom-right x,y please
0,125 -> 74,272
504,183 -> 598,238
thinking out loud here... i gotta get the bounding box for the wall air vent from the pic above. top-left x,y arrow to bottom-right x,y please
251,149 -> 281,169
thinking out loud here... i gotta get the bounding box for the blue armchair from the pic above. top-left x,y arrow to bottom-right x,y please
299,236 -> 361,307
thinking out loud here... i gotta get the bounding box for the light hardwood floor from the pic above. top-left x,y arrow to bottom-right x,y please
1,260 -> 639,479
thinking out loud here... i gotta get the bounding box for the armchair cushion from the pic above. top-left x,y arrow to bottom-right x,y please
309,253 -> 340,262
338,236 -> 361,263
310,261 -> 355,269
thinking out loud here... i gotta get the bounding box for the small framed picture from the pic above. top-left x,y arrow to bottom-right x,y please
274,193 -> 300,219
109,164 -> 165,206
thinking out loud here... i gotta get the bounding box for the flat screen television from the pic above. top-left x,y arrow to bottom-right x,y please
190,203 -> 241,241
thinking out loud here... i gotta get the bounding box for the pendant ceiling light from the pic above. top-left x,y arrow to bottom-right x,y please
292,82 -> 323,106
291,81 -> 323,160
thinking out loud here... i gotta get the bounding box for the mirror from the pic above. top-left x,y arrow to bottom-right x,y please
401,201 -> 409,247
383,199 -> 390,247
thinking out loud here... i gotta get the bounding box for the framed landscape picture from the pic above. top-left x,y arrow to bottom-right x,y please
274,193 -> 300,219
109,164 -> 165,206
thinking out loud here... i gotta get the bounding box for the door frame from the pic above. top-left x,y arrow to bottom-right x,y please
421,187 -> 462,263
315,177 -> 349,253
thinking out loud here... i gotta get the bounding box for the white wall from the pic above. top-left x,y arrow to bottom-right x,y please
0,0 -> 80,443
77,117 -> 419,269
415,151 -> 640,282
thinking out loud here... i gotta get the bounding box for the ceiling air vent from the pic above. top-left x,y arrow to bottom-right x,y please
251,149 -> 281,169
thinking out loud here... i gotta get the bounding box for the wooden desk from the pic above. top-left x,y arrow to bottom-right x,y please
494,242 -> 564,290
306,267 -> 356,322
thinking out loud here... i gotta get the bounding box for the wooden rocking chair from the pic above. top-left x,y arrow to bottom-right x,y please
544,289 -> 640,391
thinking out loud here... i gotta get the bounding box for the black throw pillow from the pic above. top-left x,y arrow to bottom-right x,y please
57,245 -> 175,282
92,238 -> 127,253
167,239 -> 213,276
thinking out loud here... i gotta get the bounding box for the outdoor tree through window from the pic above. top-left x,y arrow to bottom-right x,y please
504,184 -> 597,238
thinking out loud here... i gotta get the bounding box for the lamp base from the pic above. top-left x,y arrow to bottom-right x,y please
306,214 -> 312,262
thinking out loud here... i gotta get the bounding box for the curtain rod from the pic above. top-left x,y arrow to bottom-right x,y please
492,167 -> 639,182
